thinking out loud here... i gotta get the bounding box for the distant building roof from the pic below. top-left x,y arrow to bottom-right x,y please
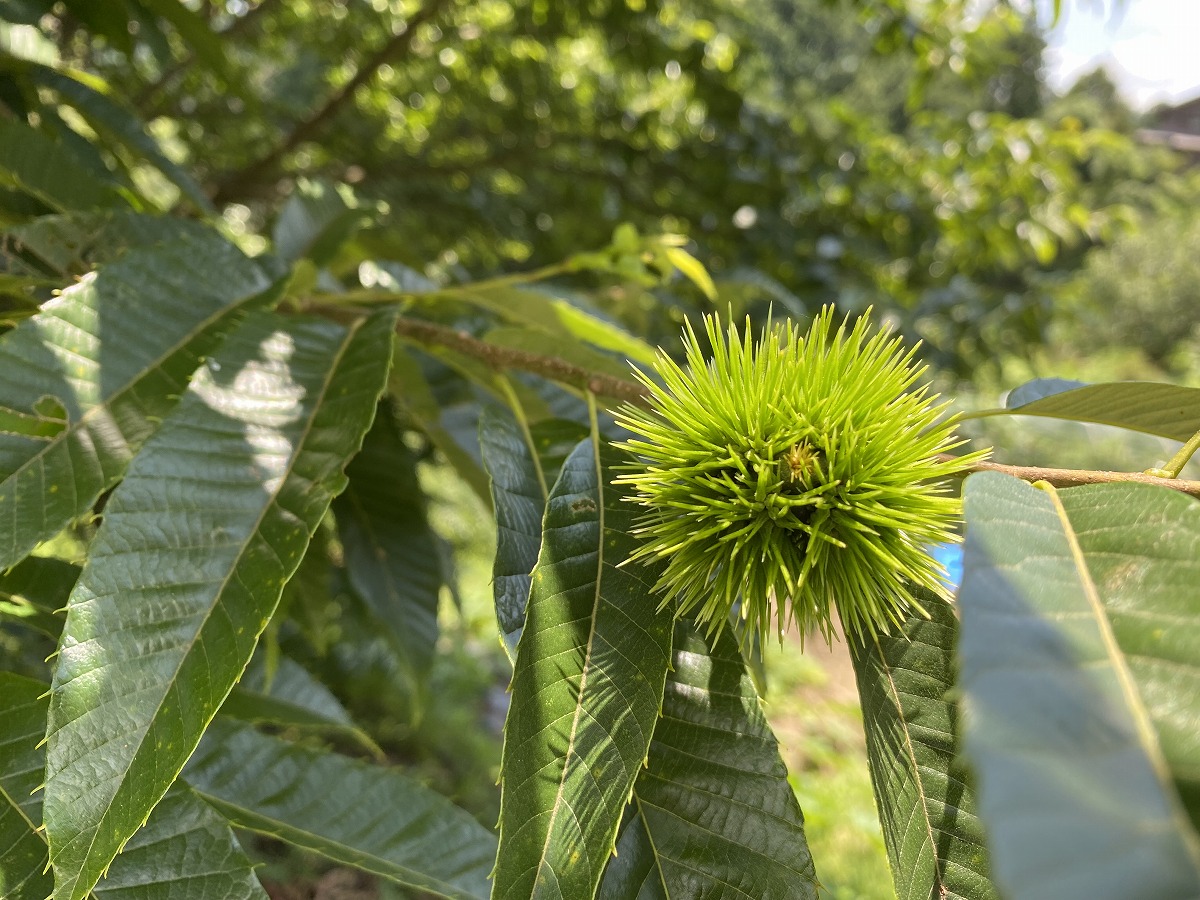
1138,92 -> 1200,156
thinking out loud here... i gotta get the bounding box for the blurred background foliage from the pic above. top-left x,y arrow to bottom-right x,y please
2,0 -> 1198,897
5,0 -> 1199,374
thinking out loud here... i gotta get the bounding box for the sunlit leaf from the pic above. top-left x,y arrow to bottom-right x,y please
598,619 -> 818,900
492,439 -> 674,900
442,285 -> 657,367
0,229 -> 276,571
43,308 -> 395,900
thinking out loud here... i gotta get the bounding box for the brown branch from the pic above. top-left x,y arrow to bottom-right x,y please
960,459 -> 1200,499
392,315 -> 652,408
211,0 -> 451,206
391,312 -> 1200,498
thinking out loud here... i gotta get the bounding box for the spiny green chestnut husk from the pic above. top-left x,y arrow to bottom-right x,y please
613,306 -> 987,645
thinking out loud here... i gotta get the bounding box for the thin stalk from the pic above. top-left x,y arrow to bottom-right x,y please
1146,427 -> 1200,479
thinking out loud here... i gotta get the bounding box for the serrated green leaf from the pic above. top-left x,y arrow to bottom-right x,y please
221,652 -> 381,757
0,672 -> 53,900
31,65 -> 213,213
492,438 -> 674,900
598,619 -> 818,900
43,308 -> 395,900
479,405 -> 542,659
3,211 -> 222,276
479,407 -> 588,660
0,555 -> 78,638
598,811 -> 665,900
850,592 -> 996,900
1055,483 -> 1200,824
334,405 -> 442,696
89,784 -> 268,900
958,472 -> 1200,900
965,380 -> 1200,442
0,120 -> 123,212
0,673 -> 267,900
185,719 -> 496,900
0,229 -> 275,571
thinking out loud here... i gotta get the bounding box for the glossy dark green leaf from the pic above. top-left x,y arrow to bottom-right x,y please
850,592 -> 996,900
0,673 -> 267,900
221,652 -> 381,757
0,555 -> 79,638
186,719 -> 495,899
479,407 -> 589,659
478,406 -> 544,658
0,120 -> 123,212
0,229 -> 274,571
90,784 -> 268,900
0,672 -> 53,900
492,439 -> 674,900
958,472 -> 1200,900
966,380 -> 1200,443
599,812 -> 666,900
43,308 -> 395,900
334,406 -> 442,695
598,620 -> 818,900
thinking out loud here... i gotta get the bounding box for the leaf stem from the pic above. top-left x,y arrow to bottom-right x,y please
1145,426 -> 1200,479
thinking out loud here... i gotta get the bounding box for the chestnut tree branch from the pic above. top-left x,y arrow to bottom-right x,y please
387,312 -> 1200,498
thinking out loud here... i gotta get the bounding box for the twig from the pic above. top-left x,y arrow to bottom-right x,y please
392,316 -> 651,407
212,0 -> 451,205
388,312 -> 1200,498
958,459 -> 1200,499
